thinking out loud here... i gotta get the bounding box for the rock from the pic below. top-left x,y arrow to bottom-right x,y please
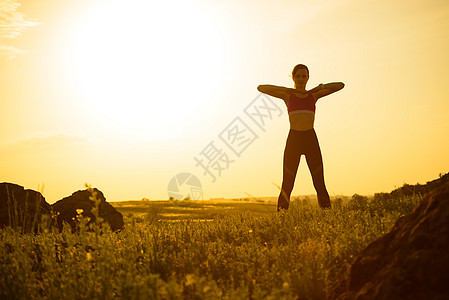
329,181 -> 449,300
52,188 -> 124,232
374,172 -> 449,201
0,182 -> 52,233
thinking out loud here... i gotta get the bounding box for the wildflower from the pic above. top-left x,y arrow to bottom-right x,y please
76,209 -> 84,215
185,274 -> 196,286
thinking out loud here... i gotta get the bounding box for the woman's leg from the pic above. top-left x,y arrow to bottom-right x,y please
304,130 -> 331,208
278,130 -> 302,211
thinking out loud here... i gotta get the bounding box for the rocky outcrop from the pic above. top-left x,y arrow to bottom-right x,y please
52,188 -> 124,232
0,182 -> 52,233
329,181 -> 449,300
374,172 -> 449,201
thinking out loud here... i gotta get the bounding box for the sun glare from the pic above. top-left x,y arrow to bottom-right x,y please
67,0 -> 226,138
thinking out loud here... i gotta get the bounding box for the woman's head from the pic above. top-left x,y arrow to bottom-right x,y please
292,64 -> 309,77
291,64 -> 309,90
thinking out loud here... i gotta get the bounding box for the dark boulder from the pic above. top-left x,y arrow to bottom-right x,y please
374,172 -> 449,200
52,188 -> 124,232
0,182 -> 52,233
329,181 -> 449,300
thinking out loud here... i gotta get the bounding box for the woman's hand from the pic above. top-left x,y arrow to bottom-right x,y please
309,82 -> 345,100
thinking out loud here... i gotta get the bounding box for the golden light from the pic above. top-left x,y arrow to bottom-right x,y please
66,0 -> 227,138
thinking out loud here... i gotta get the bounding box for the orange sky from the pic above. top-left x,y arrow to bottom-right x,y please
1,0 -> 449,203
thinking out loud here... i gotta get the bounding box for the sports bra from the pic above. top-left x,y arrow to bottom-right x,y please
287,93 -> 316,115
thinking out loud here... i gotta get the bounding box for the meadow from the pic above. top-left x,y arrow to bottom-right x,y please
0,195 -> 420,299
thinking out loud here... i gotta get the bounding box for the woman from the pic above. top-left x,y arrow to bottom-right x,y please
257,64 -> 344,211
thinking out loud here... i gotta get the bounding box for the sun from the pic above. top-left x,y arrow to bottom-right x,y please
66,0 -> 227,139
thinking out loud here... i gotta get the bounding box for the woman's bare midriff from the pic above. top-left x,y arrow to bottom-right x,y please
285,93 -> 315,131
288,113 -> 315,131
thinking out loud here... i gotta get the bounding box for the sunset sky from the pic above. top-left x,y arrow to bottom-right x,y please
1,0 -> 448,203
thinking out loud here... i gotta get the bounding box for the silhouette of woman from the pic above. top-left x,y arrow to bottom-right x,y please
258,64 -> 344,211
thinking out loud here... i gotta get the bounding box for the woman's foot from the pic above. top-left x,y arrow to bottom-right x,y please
277,197 -> 290,212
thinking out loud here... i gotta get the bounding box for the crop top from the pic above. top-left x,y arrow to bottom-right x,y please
287,93 -> 316,115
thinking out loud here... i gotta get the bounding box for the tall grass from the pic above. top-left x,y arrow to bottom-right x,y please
0,194 -> 420,299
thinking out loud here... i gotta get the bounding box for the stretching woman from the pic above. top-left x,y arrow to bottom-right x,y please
258,64 -> 344,211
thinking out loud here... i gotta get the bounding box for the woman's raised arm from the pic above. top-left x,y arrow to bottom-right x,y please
309,82 -> 345,100
257,85 -> 296,101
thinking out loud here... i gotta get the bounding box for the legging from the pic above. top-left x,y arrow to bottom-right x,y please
278,128 -> 331,211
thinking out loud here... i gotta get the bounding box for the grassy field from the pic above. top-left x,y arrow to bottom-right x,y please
1,195 -> 420,299
112,199 -> 278,222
